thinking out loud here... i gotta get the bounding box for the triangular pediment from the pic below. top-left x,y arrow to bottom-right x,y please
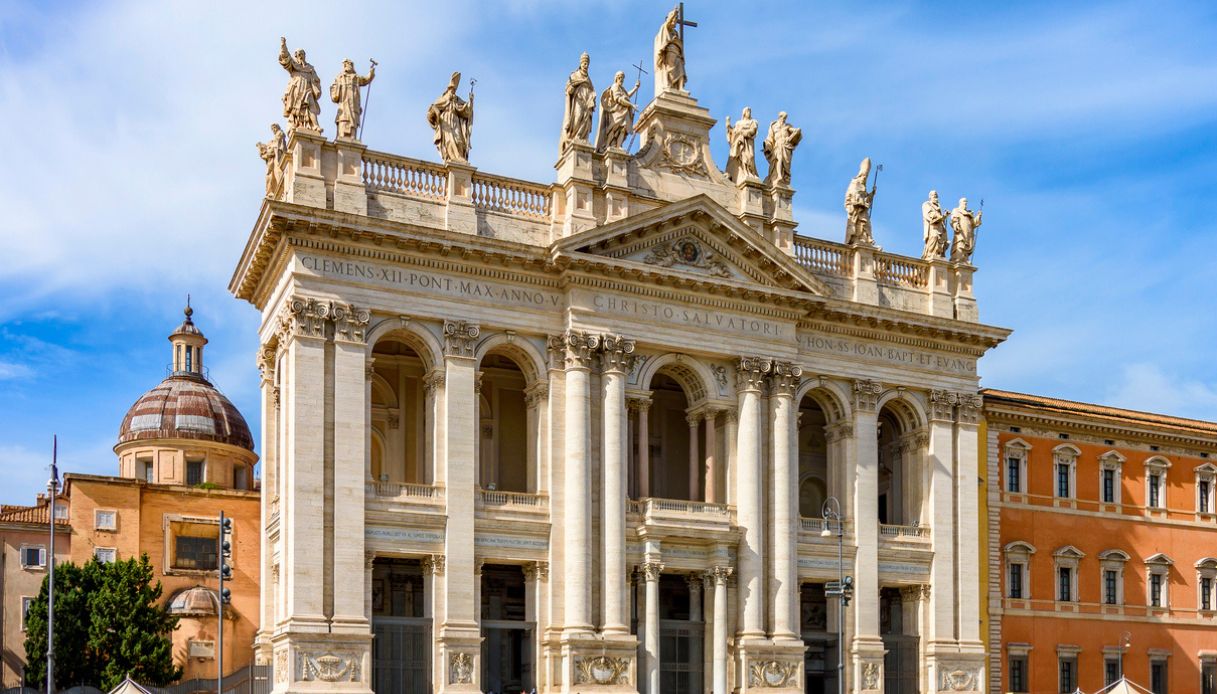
554,195 -> 831,297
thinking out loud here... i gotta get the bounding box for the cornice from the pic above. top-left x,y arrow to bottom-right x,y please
985,404 -> 1217,451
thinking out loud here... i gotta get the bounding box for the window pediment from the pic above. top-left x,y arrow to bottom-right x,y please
1099,450 -> 1126,468
1194,462 -> 1217,476
1098,549 -> 1130,562
1144,455 -> 1172,470
1054,545 -> 1085,560
1053,443 -> 1081,461
1005,541 -> 1036,556
1195,557 -> 1217,570
1144,553 -> 1174,566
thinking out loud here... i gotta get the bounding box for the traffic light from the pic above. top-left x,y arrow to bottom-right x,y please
219,514 -> 233,604
841,575 -> 854,607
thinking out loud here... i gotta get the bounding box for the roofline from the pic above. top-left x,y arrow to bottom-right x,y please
63,473 -> 262,499
982,387 -> 1217,442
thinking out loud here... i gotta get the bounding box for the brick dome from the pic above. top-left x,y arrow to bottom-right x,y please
118,374 -> 254,451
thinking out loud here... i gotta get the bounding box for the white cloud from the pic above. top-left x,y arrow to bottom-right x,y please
0,360 -> 33,380
1103,363 -> 1217,422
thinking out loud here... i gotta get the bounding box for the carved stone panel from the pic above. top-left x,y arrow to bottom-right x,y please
747,660 -> 800,688
448,651 -> 476,685
574,655 -> 632,685
297,650 -> 363,683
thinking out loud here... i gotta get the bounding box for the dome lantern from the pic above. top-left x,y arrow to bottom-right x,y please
170,297 -> 208,377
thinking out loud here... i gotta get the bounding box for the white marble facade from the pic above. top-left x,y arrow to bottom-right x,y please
234,30 -> 1008,694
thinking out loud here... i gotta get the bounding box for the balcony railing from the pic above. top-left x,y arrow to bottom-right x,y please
879,523 -> 930,540
792,237 -> 852,277
367,481 -> 445,500
874,252 -> 930,288
478,489 -> 549,508
471,172 -> 552,219
799,517 -> 852,535
362,151 -> 448,200
643,498 -> 730,516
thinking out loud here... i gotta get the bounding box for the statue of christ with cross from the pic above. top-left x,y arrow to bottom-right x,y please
654,3 -> 696,95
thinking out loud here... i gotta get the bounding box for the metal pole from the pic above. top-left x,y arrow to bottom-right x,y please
837,512 -> 845,694
218,510 -> 225,694
47,435 -> 58,694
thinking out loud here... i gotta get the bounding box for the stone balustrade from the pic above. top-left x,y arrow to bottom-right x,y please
878,522 -> 931,540
471,172 -> 552,218
362,151 -> 448,200
367,480 -> 445,501
478,488 -> 548,508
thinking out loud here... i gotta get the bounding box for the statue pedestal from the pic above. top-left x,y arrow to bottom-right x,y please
952,263 -> 978,321
601,147 -> 631,224
555,142 -> 597,237
333,138 -> 368,216
851,245 -> 878,305
927,259 -> 955,318
767,181 -> 797,255
558,633 -> 639,692
735,177 -> 766,234
445,161 -> 477,234
285,128 -> 327,208
736,638 -> 804,694
271,629 -> 373,694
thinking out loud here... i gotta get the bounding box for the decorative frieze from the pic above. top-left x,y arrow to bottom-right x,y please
748,660 -> 800,688
574,655 -> 632,686
736,356 -> 773,392
443,319 -> 481,357
599,334 -> 637,373
853,379 -> 884,412
769,361 -> 803,397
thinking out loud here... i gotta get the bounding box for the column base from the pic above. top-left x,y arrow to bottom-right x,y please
851,637 -> 885,693
557,632 -> 639,692
736,637 -> 804,694
270,630 -> 372,694
925,645 -> 986,694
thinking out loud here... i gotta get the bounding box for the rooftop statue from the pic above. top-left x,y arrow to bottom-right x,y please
763,112 -> 802,186
950,198 -> 983,263
724,107 -> 759,184
654,6 -> 689,94
921,190 -> 949,260
560,53 -> 596,152
595,71 -> 640,153
844,157 -> 877,246
278,37 -> 322,132
331,59 -> 375,141
427,71 -> 475,163
256,123 -> 287,197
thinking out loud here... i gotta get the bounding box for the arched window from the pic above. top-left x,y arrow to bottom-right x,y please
370,338 -> 427,485
645,371 -> 697,501
477,353 -> 531,493
797,395 -> 830,518
877,403 -> 922,526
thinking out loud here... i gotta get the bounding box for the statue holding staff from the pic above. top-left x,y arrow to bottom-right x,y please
278,37 -> 322,132
763,111 -> 802,185
427,71 -> 475,163
331,58 -> 375,140
725,107 -> 759,183
950,197 -> 983,263
921,190 -> 949,259
844,157 -> 877,246
560,52 -> 596,152
595,71 -> 640,152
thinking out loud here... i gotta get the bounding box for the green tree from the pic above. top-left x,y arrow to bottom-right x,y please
23,555 -> 181,690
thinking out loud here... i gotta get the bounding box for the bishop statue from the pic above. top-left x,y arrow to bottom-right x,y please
278,37 -> 322,132
950,198 -> 983,263
427,71 -> 474,163
725,107 -> 759,184
560,53 -> 596,152
844,158 -> 877,246
331,59 -> 375,140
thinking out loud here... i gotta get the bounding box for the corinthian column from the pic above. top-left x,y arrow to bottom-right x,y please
600,334 -> 634,635
556,331 -> 599,634
770,361 -> 802,641
642,560 -> 664,694
710,565 -> 733,694
735,356 -> 771,638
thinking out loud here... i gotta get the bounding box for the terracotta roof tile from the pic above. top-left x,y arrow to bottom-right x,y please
981,388 -> 1217,436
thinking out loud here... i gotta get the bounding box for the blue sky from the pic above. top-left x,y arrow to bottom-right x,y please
1,1 -> 1215,505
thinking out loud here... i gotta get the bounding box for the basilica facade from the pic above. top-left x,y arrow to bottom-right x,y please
235,14 -> 1008,694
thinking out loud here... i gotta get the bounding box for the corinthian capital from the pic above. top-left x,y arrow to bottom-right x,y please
640,561 -> 664,582
599,334 -> 636,373
331,303 -> 371,344
278,295 -> 330,342
853,379 -> 883,412
929,389 -> 958,422
550,331 -> 600,370
956,391 -> 983,425
770,361 -> 803,397
443,319 -> 481,357
736,356 -> 773,392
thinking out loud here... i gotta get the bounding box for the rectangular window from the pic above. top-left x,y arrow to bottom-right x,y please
1103,469 -> 1116,503
1150,573 -> 1163,607
1151,660 -> 1168,694
186,459 -> 204,486
1057,463 -> 1071,498
1059,656 -> 1077,693
1202,480 -> 1212,513
21,597 -> 34,630
1149,473 -> 1161,508
1202,577 -> 1212,611
174,535 -> 218,570
20,546 -> 46,568
1009,564 -> 1024,599
1009,655 -> 1028,693
94,547 -> 117,563
1105,658 -> 1121,686
1007,457 -> 1021,493
140,459 -> 154,483
95,509 -> 117,530
1203,661 -> 1216,694
1104,569 -> 1118,605
1058,567 -> 1072,602
53,503 -> 68,520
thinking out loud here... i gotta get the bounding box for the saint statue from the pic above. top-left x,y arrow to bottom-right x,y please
595,71 -> 640,153
763,112 -> 802,185
654,6 -> 686,93
559,53 -> 596,152
844,157 -> 876,246
330,59 -> 375,140
921,190 -> 949,259
278,37 -> 322,132
427,71 -> 475,163
949,197 -> 983,263
256,123 -> 287,197
724,107 -> 759,184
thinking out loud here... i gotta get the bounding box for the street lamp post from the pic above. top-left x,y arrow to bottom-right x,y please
46,436 -> 59,694
821,497 -> 852,694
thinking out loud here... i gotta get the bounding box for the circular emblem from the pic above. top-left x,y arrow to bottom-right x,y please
676,240 -> 701,263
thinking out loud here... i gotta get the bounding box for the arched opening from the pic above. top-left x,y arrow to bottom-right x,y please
797,395 -> 831,518
876,403 -> 919,526
645,371 -> 698,501
370,338 -> 428,484
478,352 -> 531,493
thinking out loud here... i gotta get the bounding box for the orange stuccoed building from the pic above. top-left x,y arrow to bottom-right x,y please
982,389 -> 1217,694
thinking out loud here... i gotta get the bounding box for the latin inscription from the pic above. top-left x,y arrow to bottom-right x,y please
590,293 -> 786,338
798,333 -> 976,375
300,255 -> 563,309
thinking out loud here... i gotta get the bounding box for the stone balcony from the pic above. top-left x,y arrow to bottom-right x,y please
475,489 -> 550,522
365,480 -> 446,515
627,497 -> 736,543
265,128 -> 979,323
